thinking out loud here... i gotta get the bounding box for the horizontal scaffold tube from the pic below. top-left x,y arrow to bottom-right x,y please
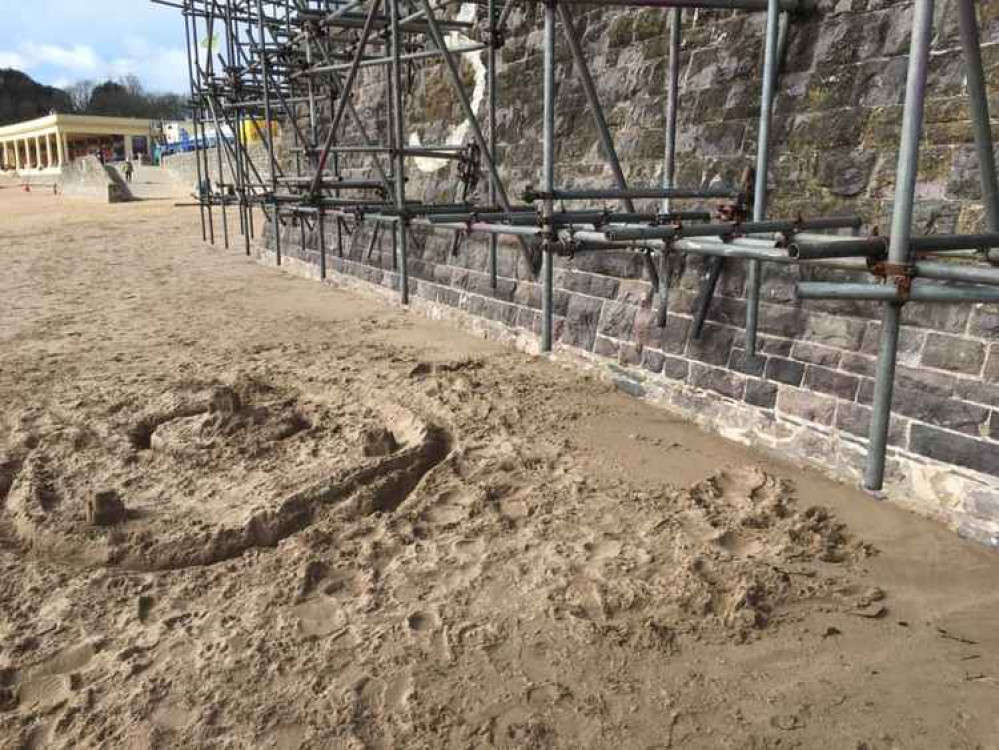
518,0 -> 804,11
523,186 -> 740,201
790,237 -> 887,259
796,281 -> 999,303
553,211 -> 713,225
791,232 -> 999,259
606,216 -> 863,241
303,44 -> 487,75
913,260 -> 999,286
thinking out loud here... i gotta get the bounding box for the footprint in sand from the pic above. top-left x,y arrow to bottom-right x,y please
291,597 -> 347,637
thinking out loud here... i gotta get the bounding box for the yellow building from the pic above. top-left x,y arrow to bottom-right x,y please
0,114 -> 158,173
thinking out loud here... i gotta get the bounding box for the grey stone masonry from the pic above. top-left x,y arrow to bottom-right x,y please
261,0 -> 999,547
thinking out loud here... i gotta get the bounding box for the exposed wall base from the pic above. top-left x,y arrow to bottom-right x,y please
252,244 -> 999,548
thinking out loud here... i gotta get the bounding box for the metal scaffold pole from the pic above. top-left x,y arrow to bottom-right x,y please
656,5 -> 681,327
541,0 -> 556,353
388,0 -> 409,304
745,0 -> 779,357
956,0 -> 999,257
864,0 -> 934,491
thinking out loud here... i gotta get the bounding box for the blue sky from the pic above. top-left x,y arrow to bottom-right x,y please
0,1 -> 189,93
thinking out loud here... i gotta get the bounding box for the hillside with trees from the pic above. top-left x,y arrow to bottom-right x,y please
0,69 -> 73,126
0,69 -> 186,126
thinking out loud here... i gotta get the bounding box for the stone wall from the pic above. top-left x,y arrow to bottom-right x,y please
263,0 -> 999,545
58,156 -> 131,202
162,143 -> 272,192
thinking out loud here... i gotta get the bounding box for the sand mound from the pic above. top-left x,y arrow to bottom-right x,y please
1,375 -> 450,570
531,467 -> 874,645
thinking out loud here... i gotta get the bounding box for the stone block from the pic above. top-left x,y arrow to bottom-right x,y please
561,269 -> 620,299
641,348 -> 665,374
690,363 -> 746,400
619,342 -> 643,366
954,379 -> 999,409
635,310 -> 691,355
616,279 -> 654,306
910,425 -> 999,477
921,333 -> 987,376
777,388 -> 837,426
860,322 -> 926,364
857,380 -> 991,436
598,301 -> 639,341
968,490 -> 999,523
803,365 -> 860,400
900,302 -> 970,334
594,335 -> 620,359
791,341 -> 842,368
804,313 -> 867,350
969,307 -> 999,339
765,357 -> 805,386
759,302 -> 808,338
705,295 -> 747,328
854,58 -> 909,108
482,299 -> 521,327
729,347 -> 767,376
894,364 -> 955,397
685,323 -> 735,366
569,250 -> 645,279
661,355 -> 690,382
560,294 -> 604,351
987,346 -> 999,384
761,337 -> 793,357
745,379 -> 778,409
835,401 -> 908,447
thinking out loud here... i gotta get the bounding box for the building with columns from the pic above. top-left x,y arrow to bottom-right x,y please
0,114 -> 158,173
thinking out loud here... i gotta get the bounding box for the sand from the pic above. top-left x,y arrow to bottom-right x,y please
1,185 -> 998,749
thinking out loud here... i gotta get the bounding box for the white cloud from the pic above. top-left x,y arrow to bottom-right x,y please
20,43 -> 100,74
0,38 -> 188,93
0,51 -> 28,69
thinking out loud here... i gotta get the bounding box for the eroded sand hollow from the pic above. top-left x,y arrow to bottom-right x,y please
2,376 -> 451,571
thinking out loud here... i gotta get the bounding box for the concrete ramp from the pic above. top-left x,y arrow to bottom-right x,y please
108,164 -> 188,200
58,156 -> 132,203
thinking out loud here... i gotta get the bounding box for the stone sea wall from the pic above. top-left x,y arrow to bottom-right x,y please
265,0 -> 999,544
162,143 -> 273,192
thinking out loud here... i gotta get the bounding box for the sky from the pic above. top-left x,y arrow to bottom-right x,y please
0,1 -> 189,93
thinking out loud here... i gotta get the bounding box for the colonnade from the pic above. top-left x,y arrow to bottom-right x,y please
0,130 -> 70,171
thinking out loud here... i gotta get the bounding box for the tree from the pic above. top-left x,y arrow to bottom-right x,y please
66,79 -> 94,113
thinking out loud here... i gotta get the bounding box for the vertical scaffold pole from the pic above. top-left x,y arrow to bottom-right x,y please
258,0 -> 282,266
559,4 -> 634,216
226,0 -> 251,255
745,0 -> 779,356
419,0 -> 539,277
541,0 -> 556,352
182,0 -> 207,242
956,0 -> 999,261
865,0 -> 935,491
389,0 -> 410,304
657,6 -> 681,327
488,0 -> 499,289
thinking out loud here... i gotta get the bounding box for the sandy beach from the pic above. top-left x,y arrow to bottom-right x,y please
1,186 -> 997,749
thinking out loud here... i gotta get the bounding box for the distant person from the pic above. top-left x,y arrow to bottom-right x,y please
96,151 -> 105,165
123,159 -> 134,182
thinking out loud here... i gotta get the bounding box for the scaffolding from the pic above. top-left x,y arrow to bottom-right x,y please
153,0 -> 999,493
